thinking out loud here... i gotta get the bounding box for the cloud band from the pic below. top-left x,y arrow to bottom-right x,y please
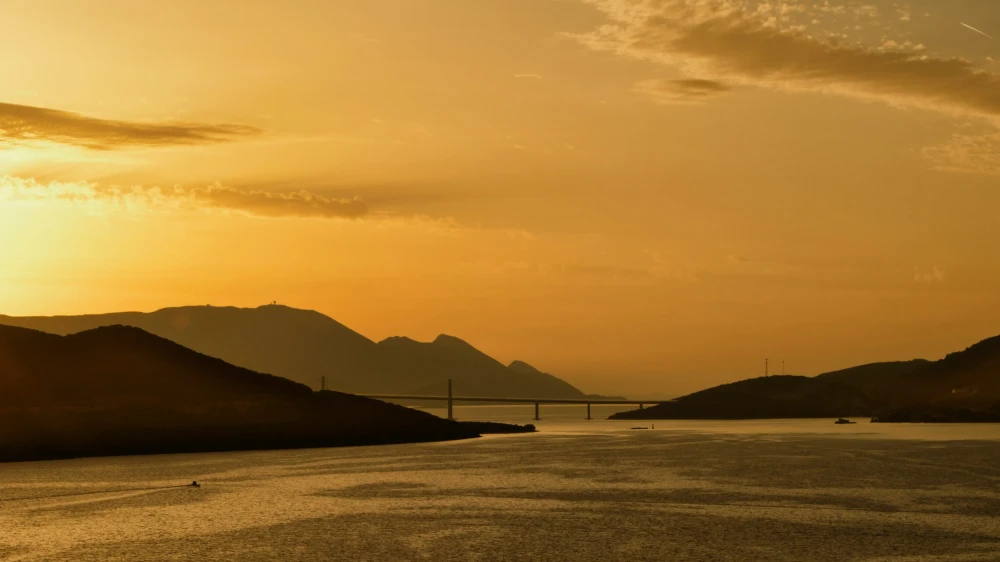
0,102 -> 259,149
0,177 -> 368,219
577,0 -> 1000,120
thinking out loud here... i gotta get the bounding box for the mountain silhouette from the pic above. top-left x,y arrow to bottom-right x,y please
507,360 -> 624,400
0,324 -> 476,462
378,335 -> 585,398
613,333 -> 1000,421
0,305 -> 587,398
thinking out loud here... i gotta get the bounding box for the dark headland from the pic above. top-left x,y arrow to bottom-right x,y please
460,421 -> 537,434
612,334 -> 1000,422
0,324 -> 526,463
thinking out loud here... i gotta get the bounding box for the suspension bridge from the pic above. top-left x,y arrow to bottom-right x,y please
361,380 -> 671,421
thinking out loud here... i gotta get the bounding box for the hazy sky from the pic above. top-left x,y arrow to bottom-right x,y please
3,0 -> 1000,396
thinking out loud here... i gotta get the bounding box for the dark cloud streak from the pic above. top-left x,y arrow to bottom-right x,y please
0,102 -> 259,149
635,77 -> 732,102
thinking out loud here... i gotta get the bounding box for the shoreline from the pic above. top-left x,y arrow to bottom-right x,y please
0,420 -> 536,465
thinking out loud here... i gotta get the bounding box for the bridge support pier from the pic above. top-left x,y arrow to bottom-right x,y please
534,402 -> 540,421
447,379 -> 454,421
586,403 -> 592,420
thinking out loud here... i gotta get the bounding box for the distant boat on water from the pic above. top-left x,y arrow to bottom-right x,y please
835,418 -> 856,425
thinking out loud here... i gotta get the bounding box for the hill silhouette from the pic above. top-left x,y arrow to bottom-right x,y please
611,375 -> 876,420
872,335 -> 1000,410
813,360 -> 929,394
0,324 -> 477,462
613,333 -> 1000,421
507,360 -> 625,400
0,305 -> 587,398
378,335 -> 585,398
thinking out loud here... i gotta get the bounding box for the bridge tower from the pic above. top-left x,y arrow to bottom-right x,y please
447,379 -> 454,421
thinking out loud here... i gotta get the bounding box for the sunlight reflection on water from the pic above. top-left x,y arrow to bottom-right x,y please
1,414 -> 998,561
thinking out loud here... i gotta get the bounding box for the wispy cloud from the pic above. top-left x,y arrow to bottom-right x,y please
960,22 -> 993,40
634,77 -> 732,103
514,73 -> 545,79
922,131 -> 1000,176
0,102 -> 259,150
574,0 -> 1000,120
0,176 -> 367,219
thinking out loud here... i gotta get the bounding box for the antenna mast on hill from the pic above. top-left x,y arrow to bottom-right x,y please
765,358 -> 769,377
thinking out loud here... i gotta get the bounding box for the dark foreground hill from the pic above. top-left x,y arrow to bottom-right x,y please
611,376 -> 876,420
867,334 -> 1000,422
813,360 -> 929,394
871,334 -> 1000,408
613,333 -> 1000,421
0,324 -> 477,462
0,305 -> 586,398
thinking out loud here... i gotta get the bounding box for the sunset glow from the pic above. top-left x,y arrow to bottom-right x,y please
4,0 -> 1000,397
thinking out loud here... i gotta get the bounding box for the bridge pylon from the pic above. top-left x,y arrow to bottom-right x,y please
447,379 -> 454,421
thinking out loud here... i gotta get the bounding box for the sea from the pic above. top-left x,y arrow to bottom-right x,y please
1,405 -> 999,561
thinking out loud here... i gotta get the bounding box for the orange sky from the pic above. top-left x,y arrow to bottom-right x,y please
3,0 -> 1000,396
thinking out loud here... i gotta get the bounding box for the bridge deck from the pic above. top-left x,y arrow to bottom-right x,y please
360,394 -> 671,405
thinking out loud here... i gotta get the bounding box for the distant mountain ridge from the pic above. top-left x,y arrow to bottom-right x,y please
0,305 -> 588,399
376,334 -> 584,398
613,333 -> 1000,421
0,323 -> 476,462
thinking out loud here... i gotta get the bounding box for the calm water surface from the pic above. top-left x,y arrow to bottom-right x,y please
1,407 -> 999,561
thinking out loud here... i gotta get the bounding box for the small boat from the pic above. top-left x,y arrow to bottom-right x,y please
631,427 -> 649,430
189,481 -> 201,488
834,418 -> 856,425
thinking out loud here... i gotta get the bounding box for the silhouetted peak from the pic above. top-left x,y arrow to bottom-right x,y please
64,324 -> 222,356
68,324 -> 160,340
377,336 -> 420,347
508,360 -> 543,375
153,303 -> 325,319
140,304 -> 368,344
378,334 -> 477,350
432,334 -> 475,349
253,304 -> 324,316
